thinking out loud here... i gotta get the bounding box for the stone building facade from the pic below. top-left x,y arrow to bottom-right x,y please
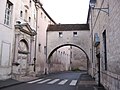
0,0 -> 55,80
47,24 -> 90,72
0,0 -> 16,80
88,0 -> 120,90
34,2 -> 56,76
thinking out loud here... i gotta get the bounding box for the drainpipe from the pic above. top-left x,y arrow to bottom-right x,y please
33,0 -> 39,72
98,55 -> 101,86
90,7 -> 94,77
46,31 -> 48,74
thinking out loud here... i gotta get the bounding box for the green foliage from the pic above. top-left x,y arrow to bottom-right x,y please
71,68 -> 80,71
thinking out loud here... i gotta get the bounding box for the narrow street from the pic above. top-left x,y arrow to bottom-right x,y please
1,71 -> 81,90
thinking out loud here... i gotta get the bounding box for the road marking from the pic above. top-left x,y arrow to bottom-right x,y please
69,80 -> 77,86
27,79 -> 43,84
38,79 -> 51,84
47,79 -> 60,84
58,79 -> 68,85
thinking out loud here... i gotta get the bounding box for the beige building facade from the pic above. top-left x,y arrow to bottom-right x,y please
35,5 -> 55,75
88,0 -> 120,90
0,0 -> 55,80
0,0 -> 16,80
47,24 -> 90,72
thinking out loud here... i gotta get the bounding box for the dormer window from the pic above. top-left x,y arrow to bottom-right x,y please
59,32 -> 63,37
24,10 -> 28,21
73,32 -> 77,37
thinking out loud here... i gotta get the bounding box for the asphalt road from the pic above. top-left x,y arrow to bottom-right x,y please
1,71 -> 81,90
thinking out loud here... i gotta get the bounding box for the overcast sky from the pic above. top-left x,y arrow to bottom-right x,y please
41,0 -> 90,24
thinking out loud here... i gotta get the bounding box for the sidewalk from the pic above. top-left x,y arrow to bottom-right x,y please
0,78 -> 24,89
76,73 -> 106,90
0,74 -> 47,89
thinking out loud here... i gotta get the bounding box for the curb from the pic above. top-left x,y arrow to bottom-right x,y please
76,71 -> 88,90
0,81 -> 25,89
0,73 -> 51,89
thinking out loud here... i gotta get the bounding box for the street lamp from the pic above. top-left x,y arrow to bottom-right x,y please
89,0 -> 109,15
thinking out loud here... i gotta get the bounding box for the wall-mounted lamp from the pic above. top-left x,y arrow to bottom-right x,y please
90,0 -> 109,15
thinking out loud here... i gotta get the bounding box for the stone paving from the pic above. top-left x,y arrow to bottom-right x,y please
76,73 -> 106,90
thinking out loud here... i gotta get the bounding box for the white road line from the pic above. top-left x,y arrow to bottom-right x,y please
27,79 -> 43,84
58,79 -> 68,85
38,79 -> 51,84
47,79 -> 60,84
69,80 -> 78,86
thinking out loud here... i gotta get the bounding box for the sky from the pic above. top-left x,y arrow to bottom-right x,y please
41,0 -> 90,24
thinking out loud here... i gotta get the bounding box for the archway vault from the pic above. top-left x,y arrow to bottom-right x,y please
47,43 -> 89,70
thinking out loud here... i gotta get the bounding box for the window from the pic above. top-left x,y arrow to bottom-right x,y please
41,12 -> 43,18
59,32 -> 63,37
20,11 -> 23,17
29,17 -> 31,22
73,32 -> 77,37
29,0 -> 32,7
103,30 -> 107,70
44,16 -> 46,20
4,0 -> 13,26
34,13 -> 36,19
24,10 -> 27,21
38,44 -> 41,52
44,46 -> 47,55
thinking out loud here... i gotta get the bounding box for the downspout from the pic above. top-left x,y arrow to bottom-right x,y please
33,2 -> 39,72
91,7 -> 94,77
46,30 -> 48,74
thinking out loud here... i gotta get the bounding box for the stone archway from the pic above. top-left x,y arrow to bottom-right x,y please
17,39 -> 29,75
47,44 -> 89,71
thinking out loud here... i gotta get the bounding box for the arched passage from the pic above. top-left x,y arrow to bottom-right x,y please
47,43 -> 89,71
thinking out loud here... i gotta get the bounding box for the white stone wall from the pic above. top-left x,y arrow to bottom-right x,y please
47,30 -> 90,73
0,0 -> 16,80
88,0 -> 120,89
0,0 -> 55,80
47,30 -> 90,59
